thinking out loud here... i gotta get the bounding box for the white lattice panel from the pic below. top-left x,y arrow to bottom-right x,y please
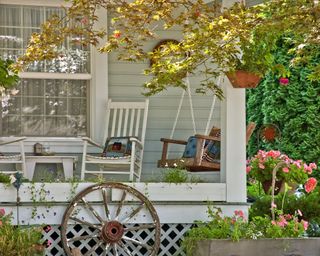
42,224 -> 192,256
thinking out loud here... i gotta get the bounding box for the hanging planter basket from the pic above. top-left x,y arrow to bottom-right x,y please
226,70 -> 262,88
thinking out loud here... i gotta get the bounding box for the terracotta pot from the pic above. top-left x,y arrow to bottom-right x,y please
262,179 -> 283,195
226,70 -> 262,88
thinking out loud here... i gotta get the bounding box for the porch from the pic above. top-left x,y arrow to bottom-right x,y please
0,77 -> 248,255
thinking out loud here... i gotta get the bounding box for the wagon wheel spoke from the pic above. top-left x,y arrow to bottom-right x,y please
69,216 -> 101,230
68,234 -> 99,242
61,182 -> 160,256
118,240 -> 133,256
115,190 -> 127,220
124,223 -> 156,232
83,240 -> 103,256
121,203 -> 145,223
123,235 -> 152,251
81,197 -> 105,223
102,188 -> 111,220
113,243 -> 119,256
102,243 -> 112,256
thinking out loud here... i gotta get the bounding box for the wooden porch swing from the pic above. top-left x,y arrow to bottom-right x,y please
157,76 -> 256,172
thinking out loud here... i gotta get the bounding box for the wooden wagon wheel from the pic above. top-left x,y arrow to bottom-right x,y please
61,182 -> 161,256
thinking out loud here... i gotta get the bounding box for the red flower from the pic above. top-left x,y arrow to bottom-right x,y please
194,10 -> 201,18
279,77 -> 289,85
0,208 -> 5,217
305,177 -> 317,193
113,30 -> 121,39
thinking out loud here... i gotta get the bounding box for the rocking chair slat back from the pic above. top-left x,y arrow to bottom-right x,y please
104,100 -> 149,144
81,99 -> 149,181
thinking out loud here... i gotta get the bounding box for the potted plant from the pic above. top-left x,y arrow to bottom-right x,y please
182,172 -> 319,256
182,205 -> 319,256
246,150 -> 317,194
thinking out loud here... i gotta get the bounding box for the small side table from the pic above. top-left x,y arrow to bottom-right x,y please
25,156 -> 77,180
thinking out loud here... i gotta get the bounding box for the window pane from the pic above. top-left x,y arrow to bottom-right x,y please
1,79 -> 89,136
0,4 -> 91,137
0,4 -> 90,74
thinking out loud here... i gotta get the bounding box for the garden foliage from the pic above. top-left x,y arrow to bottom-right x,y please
247,39 -> 320,171
0,209 -> 44,256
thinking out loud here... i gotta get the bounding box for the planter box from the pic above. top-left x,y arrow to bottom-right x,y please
0,182 -> 226,203
0,182 -> 240,225
196,238 -> 320,256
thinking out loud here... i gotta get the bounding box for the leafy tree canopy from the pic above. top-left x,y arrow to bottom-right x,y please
13,0 -> 320,97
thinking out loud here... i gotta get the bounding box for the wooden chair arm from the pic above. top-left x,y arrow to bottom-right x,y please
159,138 -> 188,165
193,134 -> 220,166
82,137 -> 104,149
160,138 -> 188,145
0,137 -> 27,146
194,134 -> 221,142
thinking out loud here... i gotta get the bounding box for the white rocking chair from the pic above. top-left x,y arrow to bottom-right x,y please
0,137 -> 27,177
81,99 -> 149,181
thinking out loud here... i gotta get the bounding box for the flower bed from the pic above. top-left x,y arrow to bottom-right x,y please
195,238 -> 320,256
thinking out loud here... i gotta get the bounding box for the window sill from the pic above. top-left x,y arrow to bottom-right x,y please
0,137 -> 100,154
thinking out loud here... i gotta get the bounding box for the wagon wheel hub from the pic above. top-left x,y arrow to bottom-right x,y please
101,220 -> 124,243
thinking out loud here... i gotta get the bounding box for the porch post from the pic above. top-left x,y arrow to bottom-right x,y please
220,78 -> 247,203
91,8 -> 109,142
219,0 -> 247,203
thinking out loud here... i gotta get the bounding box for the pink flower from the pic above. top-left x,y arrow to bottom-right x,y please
301,220 -> 309,231
303,164 -> 312,174
234,210 -> 245,218
266,150 -> 281,158
305,177 -> 317,193
44,239 -> 52,248
80,17 -> 88,24
297,209 -> 303,216
294,160 -> 302,169
282,167 -> 289,173
309,163 -> 317,170
0,208 -> 5,217
284,214 -> 292,220
246,166 -> 251,174
44,225 -> 52,232
277,216 -> 288,227
259,163 -> 265,169
279,77 -> 289,85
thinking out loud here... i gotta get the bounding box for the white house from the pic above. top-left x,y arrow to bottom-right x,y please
0,0 -> 249,255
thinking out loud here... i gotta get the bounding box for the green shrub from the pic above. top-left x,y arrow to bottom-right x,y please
0,173 -> 11,184
0,209 -> 45,256
162,168 -> 202,183
247,37 -> 320,170
249,189 -> 320,224
183,205 -> 307,255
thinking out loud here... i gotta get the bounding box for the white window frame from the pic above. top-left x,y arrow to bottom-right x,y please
0,0 -> 108,153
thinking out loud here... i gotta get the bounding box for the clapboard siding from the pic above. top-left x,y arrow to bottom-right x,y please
108,28 -> 221,182
246,0 -> 264,7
